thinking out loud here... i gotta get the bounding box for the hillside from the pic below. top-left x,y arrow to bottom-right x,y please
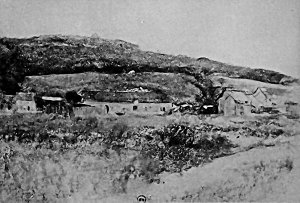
0,35 -> 296,96
23,72 -> 201,102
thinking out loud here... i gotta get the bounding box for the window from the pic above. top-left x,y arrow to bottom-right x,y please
160,107 -> 166,111
0,104 -> 3,110
7,104 -> 12,110
28,106 -> 30,111
240,106 -> 244,115
133,105 -> 138,111
105,105 -> 109,114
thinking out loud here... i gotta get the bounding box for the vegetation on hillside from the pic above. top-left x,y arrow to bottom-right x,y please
0,112 -> 298,202
0,35 -> 295,95
23,72 -> 201,102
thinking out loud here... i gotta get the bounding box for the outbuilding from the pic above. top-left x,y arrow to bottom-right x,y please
14,92 -> 37,113
285,101 -> 299,117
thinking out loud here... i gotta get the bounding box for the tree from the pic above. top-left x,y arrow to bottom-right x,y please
193,75 -> 227,114
65,90 -> 83,104
0,44 -> 27,94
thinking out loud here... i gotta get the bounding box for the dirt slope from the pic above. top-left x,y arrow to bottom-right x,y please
100,134 -> 300,203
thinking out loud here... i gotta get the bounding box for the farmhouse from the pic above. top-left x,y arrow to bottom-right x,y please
219,90 -> 252,116
14,92 -> 37,113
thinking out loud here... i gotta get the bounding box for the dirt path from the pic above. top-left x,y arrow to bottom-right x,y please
99,134 -> 300,202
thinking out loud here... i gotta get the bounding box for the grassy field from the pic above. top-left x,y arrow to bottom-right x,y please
0,112 -> 299,202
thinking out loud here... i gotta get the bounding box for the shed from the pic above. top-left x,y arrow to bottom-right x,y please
285,101 -> 299,117
248,87 -> 276,113
41,96 -> 69,115
14,92 -> 37,113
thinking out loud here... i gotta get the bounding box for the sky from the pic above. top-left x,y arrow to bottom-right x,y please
0,0 -> 299,77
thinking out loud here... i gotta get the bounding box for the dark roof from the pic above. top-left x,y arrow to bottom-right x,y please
285,101 -> 298,105
73,103 -> 94,107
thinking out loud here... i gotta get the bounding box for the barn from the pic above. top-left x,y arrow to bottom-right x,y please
75,99 -> 173,117
75,90 -> 174,117
249,87 -> 274,112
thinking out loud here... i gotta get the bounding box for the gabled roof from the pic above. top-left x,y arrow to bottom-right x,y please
251,87 -> 269,98
73,101 -> 95,107
223,87 -> 275,107
247,94 -> 263,107
285,101 -> 298,105
225,91 -> 250,104
250,87 -> 274,107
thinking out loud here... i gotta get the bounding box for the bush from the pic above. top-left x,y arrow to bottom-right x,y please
0,114 -> 103,145
0,115 -> 238,198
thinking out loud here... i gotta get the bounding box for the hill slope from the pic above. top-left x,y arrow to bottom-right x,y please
0,35 -> 295,96
23,72 -> 201,102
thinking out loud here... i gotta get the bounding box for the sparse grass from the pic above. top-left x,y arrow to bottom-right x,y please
175,156 -> 295,202
0,113 -> 297,202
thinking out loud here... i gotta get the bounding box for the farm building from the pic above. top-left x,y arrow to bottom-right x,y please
41,96 -> 72,116
70,90 -> 174,117
219,90 -> 252,116
14,92 -> 37,113
75,100 -> 173,117
248,87 -> 275,112
252,87 -> 269,102
132,101 -> 173,114
73,103 -> 103,118
285,101 -> 299,117
219,87 -> 280,116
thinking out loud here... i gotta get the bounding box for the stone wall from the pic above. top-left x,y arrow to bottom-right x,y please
73,106 -> 104,118
74,101 -> 173,117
